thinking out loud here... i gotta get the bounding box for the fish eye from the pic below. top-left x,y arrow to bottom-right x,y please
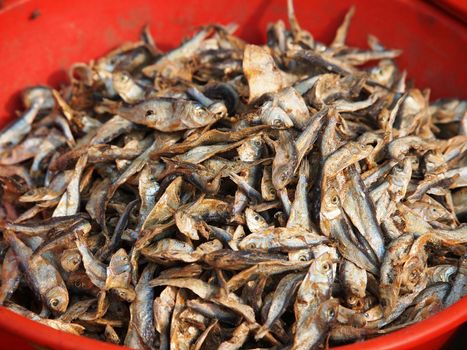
273,118 -> 283,126
71,258 -> 80,265
247,243 -> 256,249
254,215 -> 260,221
298,255 -> 308,261
321,262 -> 330,271
74,281 -> 82,288
280,174 -> 287,182
50,298 -> 60,307
331,195 -> 339,205
432,208 -> 437,212
254,140 -> 262,147
269,188 -> 276,195
145,110 -> 155,117
119,73 -> 129,81
395,165 -> 403,172
121,256 -> 129,262
327,309 -> 335,318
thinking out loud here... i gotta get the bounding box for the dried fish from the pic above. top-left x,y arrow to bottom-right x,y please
0,3 -> 465,349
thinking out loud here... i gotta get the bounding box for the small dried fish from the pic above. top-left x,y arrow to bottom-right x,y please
0,3 -> 465,349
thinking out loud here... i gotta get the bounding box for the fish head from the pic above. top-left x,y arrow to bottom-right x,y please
269,106 -> 294,128
188,101 -> 218,126
288,249 -> 313,262
349,142 -> 373,158
109,248 -> 131,275
237,136 -> 263,162
320,186 -> 341,220
306,252 -> 335,288
112,71 -> 133,95
345,295 -> 365,310
319,298 -> 340,323
21,86 -> 55,110
272,164 -> 294,190
238,233 -> 271,251
46,286 -> 69,313
207,101 -> 228,115
60,249 -> 82,272
245,207 -> 268,233
112,287 -> 136,302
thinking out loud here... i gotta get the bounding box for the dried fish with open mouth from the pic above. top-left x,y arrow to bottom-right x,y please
0,1 -> 465,349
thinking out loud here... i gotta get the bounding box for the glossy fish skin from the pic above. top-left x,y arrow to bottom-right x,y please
105,248 -> 131,291
117,98 -> 219,132
287,159 -> 313,231
294,107 -> 328,170
112,71 -> 145,104
90,115 -> 135,145
341,166 -> 385,263
4,231 -> 69,314
379,233 -> 414,313
245,207 -> 270,233
272,130 -> 298,191
203,249 -> 286,270
7,301 -> 84,335
320,185 -> 379,275
426,265 -> 457,285
238,226 -> 328,252
3,214 -> 87,236
261,165 -> 276,201
322,142 -> 373,182
125,264 -> 156,349
259,101 -> 295,128
140,237 -> 196,264
33,219 -> 92,257
75,233 -> 107,289
53,154 -> 88,217
154,286 -> 177,350
187,299 -> 239,325
233,136 -> 263,217
256,272 -> 304,339
340,260 -> 367,299
292,298 -> 339,350
0,97 -> 44,151
444,257 -> 466,307
0,248 -> 21,305
295,252 -> 335,321
142,176 -> 182,231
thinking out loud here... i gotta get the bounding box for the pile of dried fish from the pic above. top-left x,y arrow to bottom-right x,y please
0,2 -> 466,349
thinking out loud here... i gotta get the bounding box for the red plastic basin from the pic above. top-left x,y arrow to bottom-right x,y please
0,0 -> 466,349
